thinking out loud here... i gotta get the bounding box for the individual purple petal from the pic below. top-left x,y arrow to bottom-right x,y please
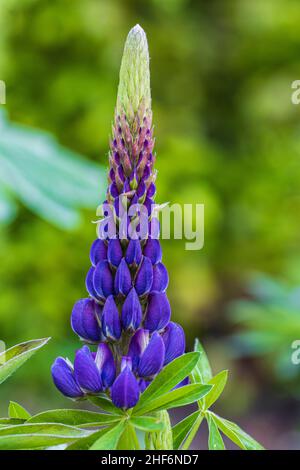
111,358 -> 140,409
135,256 -> 153,296
128,329 -> 150,371
144,293 -> 171,332
93,260 -> 114,298
74,345 -> 102,393
90,239 -> 107,266
71,298 -> 102,342
151,262 -> 169,293
161,322 -> 185,365
51,357 -> 83,398
143,239 -> 162,264
125,239 -> 142,266
101,295 -> 121,341
86,267 -> 102,300
121,288 -> 142,331
107,239 -> 123,267
138,332 -> 165,378
95,343 -> 116,388
114,258 -> 132,296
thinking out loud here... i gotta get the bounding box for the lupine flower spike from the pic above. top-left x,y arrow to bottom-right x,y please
51,25 -> 186,409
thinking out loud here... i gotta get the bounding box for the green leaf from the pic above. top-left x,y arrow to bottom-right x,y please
133,384 -> 212,416
117,423 -> 140,450
66,427 -> 112,450
88,395 -> 124,415
0,418 -> 25,426
172,410 -> 200,450
211,413 -> 264,450
89,421 -> 126,450
8,402 -> 31,420
27,409 -> 120,427
181,413 -> 203,450
203,370 -> 228,410
207,413 -> 225,450
0,338 -> 50,385
134,352 -> 200,412
130,416 -> 164,432
191,338 -> 212,384
0,423 -> 90,450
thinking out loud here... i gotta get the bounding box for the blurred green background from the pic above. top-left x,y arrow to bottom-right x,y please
1,0 -> 300,449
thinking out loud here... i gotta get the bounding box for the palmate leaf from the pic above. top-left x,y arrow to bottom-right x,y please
0,338 -> 50,385
88,395 -> 124,415
117,423 -> 140,450
27,409 -> 120,427
203,370 -> 228,410
190,338 -> 212,384
0,110 -> 106,229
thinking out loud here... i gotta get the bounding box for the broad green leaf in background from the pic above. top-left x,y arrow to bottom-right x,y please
0,338 -> 50,385
0,110 -> 106,229
211,413 -> 264,450
133,384 -> 211,416
27,409 -> 120,427
134,352 -> 200,413
207,413 -> 225,450
8,401 -> 31,420
89,420 -> 126,450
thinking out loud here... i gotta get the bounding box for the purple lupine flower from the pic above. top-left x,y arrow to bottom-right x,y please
51,25 -> 186,410
51,357 -> 83,398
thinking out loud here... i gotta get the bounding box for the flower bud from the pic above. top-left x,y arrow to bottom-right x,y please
144,293 -> 171,332
74,345 -> 103,393
125,239 -> 142,266
71,298 -> 102,342
114,258 -> 132,296
138,331 -> 165,378
143,239 -> 162,264
101,295 -> 121,341
90,239 -> 107,267
93,260 -> 114,298
51,357 -> 83,398
161,322 -> 185,365
121,287 -> 142,331
128,328 -> 150,371
151,262 -> 169,293
107,238 -> 123,267
135,256 -> 153,296
95,343 -> 116,388
111,356 -> 140,409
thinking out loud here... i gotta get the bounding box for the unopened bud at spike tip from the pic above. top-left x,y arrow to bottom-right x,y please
117,24 -> 151,119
